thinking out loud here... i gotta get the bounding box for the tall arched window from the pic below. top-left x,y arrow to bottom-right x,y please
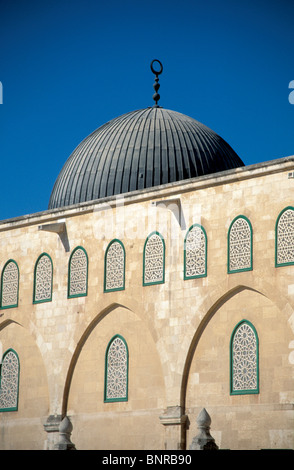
143,232 -> 165,286
230,320 -> 259,395
68,246 -> 88,298
275,206 -> 294,267
228,216 -> 253,273
0,260 -> 19,309
104,240 -> 125,292
33,253 -> 53,303
104,335 -> 128,402
184,224 -> 207,279
0,349 -> 20,411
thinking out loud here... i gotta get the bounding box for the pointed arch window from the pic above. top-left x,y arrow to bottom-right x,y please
104,240 -> 125,292
33,253 -> 53,303
0,260 -> 19,309
184,224 -> 207,279
68,246 -> 88,298
143,232 -> 165,286
104,335 -> 128,402
230,320 -> 259,395
228,216 -> 253,273
0,349 -> 20,411
275,206 -> 294,267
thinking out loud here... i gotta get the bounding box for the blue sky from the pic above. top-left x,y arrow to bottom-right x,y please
0,0 -> 294,220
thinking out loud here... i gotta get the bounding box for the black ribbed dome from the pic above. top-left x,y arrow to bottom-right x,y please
48,107 -> 244,209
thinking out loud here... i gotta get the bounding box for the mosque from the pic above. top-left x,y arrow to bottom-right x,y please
0,60 -> 293,450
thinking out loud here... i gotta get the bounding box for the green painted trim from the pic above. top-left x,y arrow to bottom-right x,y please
275,206 -> 294,267
104,334 -> 129,403
0,348 -> 20,412
0,259 -> 19,309
104,239 -> 126,293
183,223 -> 207,280
230,320 -> 259,395
227,215 -> 253,274
33,253 -> 53,304
143,231 -> 166,286
67,246 -> 88,299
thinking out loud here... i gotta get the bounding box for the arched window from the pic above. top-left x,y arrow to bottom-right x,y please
275,206 -> 294,267
0,349 -> 20,411
230,320 -> 259,395
0,260 -> 19,309
143,232 -> 165,286
33,253 -> 53,303
228,216 -> 253,273
104,240 -> 125,292
68,246 -> 88,298
184,224 -> 207,279
104,335 -> 128,402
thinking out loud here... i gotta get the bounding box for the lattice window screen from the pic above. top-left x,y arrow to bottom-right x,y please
0,350 -> 19,411
105,241 -> 125,291
144,233 -> 165,285
276,208 -> 294,265
34,254 -> 52,302
1,261 -> 18,308
184,225 -> 206,278
68,247 -> 88,297
105,336 -> 128,402
229,217 -> 252,272
231,322 -> 258,394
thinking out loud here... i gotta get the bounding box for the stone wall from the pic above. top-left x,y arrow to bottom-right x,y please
0,159 -> 293,449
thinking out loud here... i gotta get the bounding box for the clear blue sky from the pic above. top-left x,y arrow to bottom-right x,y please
1,0 -> 293,220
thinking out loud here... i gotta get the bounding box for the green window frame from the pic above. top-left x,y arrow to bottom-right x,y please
228,215 -> 253,274
143,231 -> 165,286
104,239 -> 125,292
0,259 -> 19,309
104,334 -> 129,403
184,223 -> 207,280
0,349 -> 20,412
230,320 -> 259,395
275,206 -> 294,267
33,253 -> 53,304
67,246 -> 88,299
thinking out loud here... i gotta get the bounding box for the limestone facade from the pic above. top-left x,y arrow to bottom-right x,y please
0,157 -> 293,450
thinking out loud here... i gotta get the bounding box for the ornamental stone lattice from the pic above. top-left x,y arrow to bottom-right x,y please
1,261 -> 18,307
69,248 -> 87,297
276,208 -> 294,265
105,241 -> 125,291
144,233 -> 164,284
105,336 -> 128,401
185,225 -> 206,278
231,322 -> 258,393
0,350 -> 19,410
229,217 -> 252,272
34,255 -> 52,302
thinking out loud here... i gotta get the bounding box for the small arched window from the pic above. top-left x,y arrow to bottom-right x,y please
275,206 -> 294,267
0,349 -> 20,411
184,224 -> 207,279
104,240 -> 125,292
68,246 -> 88,298
228,216 -> 253,273
33,253 -> 53,303
104,335 -> 128,402
143,232 -> 165,286
0,260 -> 19,309
230,320 -> 259,395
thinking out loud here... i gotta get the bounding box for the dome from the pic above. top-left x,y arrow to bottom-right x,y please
48,106 -> 244,210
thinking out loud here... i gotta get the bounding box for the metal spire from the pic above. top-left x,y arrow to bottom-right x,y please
150,59 -> 163,107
